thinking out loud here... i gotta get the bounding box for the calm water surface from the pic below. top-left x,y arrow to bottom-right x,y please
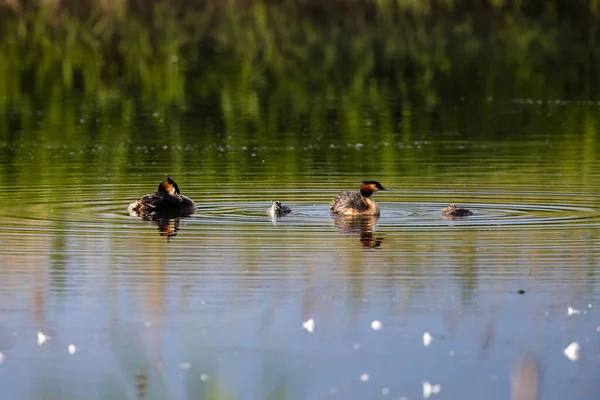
0,98 -> 599,399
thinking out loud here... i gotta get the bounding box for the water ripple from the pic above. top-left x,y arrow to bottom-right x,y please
2,189 -> 600,233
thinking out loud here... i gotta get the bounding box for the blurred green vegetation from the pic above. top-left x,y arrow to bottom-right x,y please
1,0 -> 599,128
0,0 -> 599,191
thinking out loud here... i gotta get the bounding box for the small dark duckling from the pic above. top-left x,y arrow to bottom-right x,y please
330,181 -> 389,216
267,201 -> 292,217
440,203 -> 473,217
128,176 -> 196,217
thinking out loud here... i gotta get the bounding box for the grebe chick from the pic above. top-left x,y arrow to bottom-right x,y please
128,176 -> 196,217
267,201 -> 291,217
440,203 -> 473,217
330,181 -> 389,216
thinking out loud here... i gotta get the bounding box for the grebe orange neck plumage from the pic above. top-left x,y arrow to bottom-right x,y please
359,181 -> 388,198
157,176 -> 180,196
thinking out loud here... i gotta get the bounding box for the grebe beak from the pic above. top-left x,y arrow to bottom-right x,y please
380,186 -> 390,191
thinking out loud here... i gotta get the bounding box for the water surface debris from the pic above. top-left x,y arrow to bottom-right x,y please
37,331 -> 49,345
360,373 -> 369,382
68,344 -> 77,355
563,342 -> 580,361
371,320 -> 383,330
422,381 -> 441,398
567,307 -> 581,316
423,332 -> 433,347
302,318 -> 315,333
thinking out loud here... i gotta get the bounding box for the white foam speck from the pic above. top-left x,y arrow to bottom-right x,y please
200,374 -> 210,381
302,318 -> 315,333
179,362 -> 191,370
423,332 -> 433,347
422,381 -> 441,398
568,307 -> 581,316
371,320 -> 383,330
0,352 -> 5,365
563,342 -> 580,361
68,344 -> 77,355
37,331 -> 49,345
381,387 -> 390,395
360,373 -> 370,382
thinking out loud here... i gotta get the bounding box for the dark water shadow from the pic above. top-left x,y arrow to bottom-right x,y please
331,214 -> 383,248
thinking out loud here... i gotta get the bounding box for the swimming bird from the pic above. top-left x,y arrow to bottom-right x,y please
440,203 -> 473,218
330,181 -> 389,215
128,176 -> 196,217
267,201 -> 292,217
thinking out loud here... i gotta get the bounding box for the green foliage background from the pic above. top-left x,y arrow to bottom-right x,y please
0,0 -> 599,190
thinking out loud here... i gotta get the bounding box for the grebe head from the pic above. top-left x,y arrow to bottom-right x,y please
360,181 -> 389,197
157,176 -> 180,195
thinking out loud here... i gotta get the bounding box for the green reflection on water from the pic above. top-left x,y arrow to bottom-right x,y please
1,0 -> 600,133
0,0 -> 599,198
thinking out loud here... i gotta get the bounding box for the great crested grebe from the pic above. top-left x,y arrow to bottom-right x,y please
440,203 -> 473,217
267,201 -> 292,217
330,181 -> 389,215
128,176 -> 196,217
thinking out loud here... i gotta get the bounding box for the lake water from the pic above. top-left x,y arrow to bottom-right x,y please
1,2 -> 600,399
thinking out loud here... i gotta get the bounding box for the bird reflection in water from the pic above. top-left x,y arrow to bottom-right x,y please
136,212 -> 183,239
154,216 -> 181,238
332,214 -> 383,248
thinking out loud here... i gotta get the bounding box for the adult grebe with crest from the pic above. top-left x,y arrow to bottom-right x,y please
330,181 -> 389,216
128,176 -> 196,217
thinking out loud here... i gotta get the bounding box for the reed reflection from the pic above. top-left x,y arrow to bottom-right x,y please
136,364 -> 148,400
332,215 -> 383,248
511,352 -> 540,400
